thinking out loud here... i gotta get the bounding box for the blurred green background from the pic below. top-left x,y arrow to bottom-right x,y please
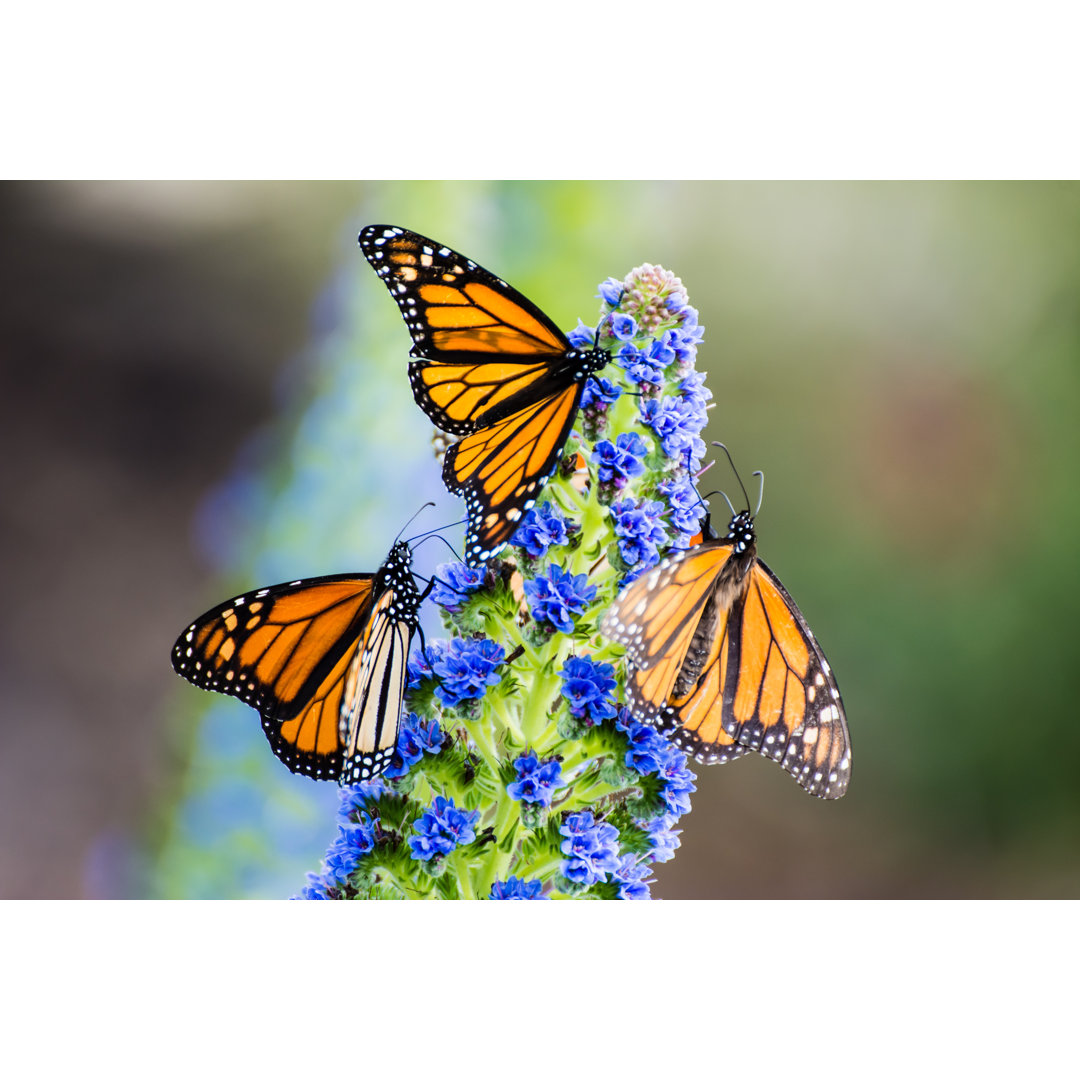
3,179 -> 1077,898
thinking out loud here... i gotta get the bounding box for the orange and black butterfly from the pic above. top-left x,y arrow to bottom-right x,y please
359,224 -> 610,566
601,485 -> 851,799
171,542 -> 422,784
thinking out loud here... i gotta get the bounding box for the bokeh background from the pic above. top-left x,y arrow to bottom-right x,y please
3,179 -> 1078,899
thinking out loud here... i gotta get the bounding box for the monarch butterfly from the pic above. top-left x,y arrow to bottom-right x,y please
600,476 -> 851,800
170,542 -> 422,784
359,224 -> 610,566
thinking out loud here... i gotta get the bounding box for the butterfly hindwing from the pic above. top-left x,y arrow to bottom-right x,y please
171,542 -> 421,783
721,561 -> 851,798
444,380 -> 586,562
360,224 -> 610,564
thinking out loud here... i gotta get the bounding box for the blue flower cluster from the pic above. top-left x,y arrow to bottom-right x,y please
506,751 -> 563,806
612,854 -> 653,900
489,876 -> 544,899
580,375 -> 622,412
658,474 -> 707,537
640,814 -> 682,863
523,564 -> 597,633
431,637 -> 505,708
383,712 -> 444,780
591,431 -> 648,489
408,795 -> 480,862
430,561 -> 486,612
616,709 -> 698,817
639,395 -> 706,466
610,497 -> 669,569
406,639 -> 443,690
512,501 -> 571,558
560,655 -> 617,724
559,811 -> 621,886
293,782 -> 389,898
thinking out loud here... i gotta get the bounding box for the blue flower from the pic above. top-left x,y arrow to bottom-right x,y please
677,370 -> 712,409
384,712 -> 444,779
591,432 -> 648,488
490,876 -> 545,899
512,501 -> 570,558
408,795 -> 480,862
506,751 -> 563,806
568,318 -> 598,348
340,777 -> 389,811
622,718 -> 672,775
598,277 -> 624,306
560,655 -> 617,723
523,565 -> 597,634
323,809 -> 378,887
559,811 -> 621,886
431,637 -> 505,708
610,497 -> 669,568
431,561 -> 486,612
657,745 -> 697,816
609,312 -> 637,341
638,395 -> 707,463
612,854 -> 653,900
640,814 -> 682,863
581,375 -> 623,411
645,333 -> 677,369
616,343 -> 664,387
407,639 -> 446,689
293,871 -> 330,900
658,474 -> 707,534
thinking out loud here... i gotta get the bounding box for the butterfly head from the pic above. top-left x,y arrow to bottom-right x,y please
724,509 -> 757,557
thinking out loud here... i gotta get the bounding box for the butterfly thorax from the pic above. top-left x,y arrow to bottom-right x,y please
566,345 -> 610,381
376,542 -> 421,628
723,509 -> 757,576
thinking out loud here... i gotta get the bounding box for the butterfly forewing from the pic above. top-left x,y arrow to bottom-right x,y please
171,575 -> 377,721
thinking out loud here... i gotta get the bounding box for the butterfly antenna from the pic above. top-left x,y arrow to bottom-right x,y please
405,518 -> 466,547
410,532 -> 465,563
752,470 -> 765,517
712,442 -> 752,512
395,502 -> 436,544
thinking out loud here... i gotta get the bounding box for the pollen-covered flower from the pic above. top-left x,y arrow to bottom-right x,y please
523,564 -> 597,634
430,561 -> 486,612
506,751 -> 563,806
408,796 -> 479,862
430,636 -> 505,707
490,876 -> 545,899
591,431 -> 648,488
512,501 -> 571,559
610,497 -> 669,568
559,811 -> 621,886
560,655 -> 617,723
